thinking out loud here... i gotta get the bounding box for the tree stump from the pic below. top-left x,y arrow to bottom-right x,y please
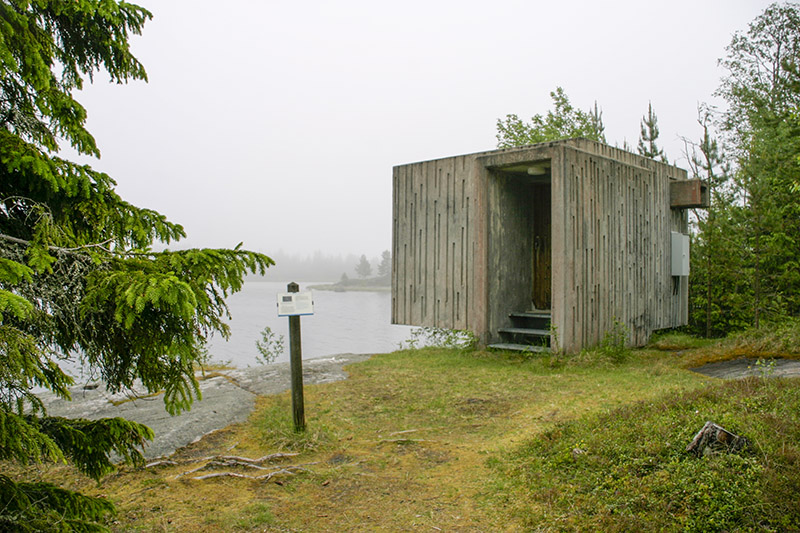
686,421 -> 749,456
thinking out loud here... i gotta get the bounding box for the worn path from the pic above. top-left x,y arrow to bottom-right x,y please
39,354 -> 371,459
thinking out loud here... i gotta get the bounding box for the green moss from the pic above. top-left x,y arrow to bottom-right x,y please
493,377 -> 800,531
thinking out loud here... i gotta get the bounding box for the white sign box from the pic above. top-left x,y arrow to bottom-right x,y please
277,291 -> 314,317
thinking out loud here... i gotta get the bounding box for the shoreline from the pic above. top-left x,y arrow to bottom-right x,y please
39,353 -> 373,459
307,283 -> 390,292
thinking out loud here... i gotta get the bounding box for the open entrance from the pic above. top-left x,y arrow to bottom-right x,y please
487,160 -> 552,350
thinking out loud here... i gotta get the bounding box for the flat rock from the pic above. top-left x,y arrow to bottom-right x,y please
38,353 -> 372,459
690,357 -> 800,379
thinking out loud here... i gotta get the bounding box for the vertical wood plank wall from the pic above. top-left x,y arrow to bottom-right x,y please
392,155 -> 478,332
392,139 -> 689,351
553,145 -> 687,351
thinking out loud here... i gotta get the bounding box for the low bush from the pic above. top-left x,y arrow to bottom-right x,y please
398,326 -> 478,351
494,377 -> 800,531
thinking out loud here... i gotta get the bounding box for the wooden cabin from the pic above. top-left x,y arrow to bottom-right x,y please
391,138 -> 707,353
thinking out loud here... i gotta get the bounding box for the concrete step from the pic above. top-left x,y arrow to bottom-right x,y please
509,311 -> 551,320
487,343 -> 549,353
497,327 -> 550,337
509,311 -> 551,330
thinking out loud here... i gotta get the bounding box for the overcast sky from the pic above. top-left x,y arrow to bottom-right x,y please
67,0 -> 775,258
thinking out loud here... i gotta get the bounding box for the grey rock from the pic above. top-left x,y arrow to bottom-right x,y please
691,357 -> 800,379
38,353 -> 372,459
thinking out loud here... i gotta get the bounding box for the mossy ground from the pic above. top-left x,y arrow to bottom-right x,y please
8,342 -> 798,531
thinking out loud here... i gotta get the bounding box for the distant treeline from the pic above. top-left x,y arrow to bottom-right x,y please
251,250 -> 386,282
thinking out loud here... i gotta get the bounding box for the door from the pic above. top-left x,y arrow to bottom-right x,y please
531,184 -> 551,310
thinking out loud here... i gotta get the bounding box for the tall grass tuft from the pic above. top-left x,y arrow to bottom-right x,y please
253,395 -> 333,452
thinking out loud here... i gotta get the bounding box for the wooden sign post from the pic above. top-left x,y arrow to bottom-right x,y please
277,282 -> 314,432
288,282 -> 305,432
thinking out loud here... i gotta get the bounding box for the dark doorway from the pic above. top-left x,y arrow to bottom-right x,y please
531,184 -> 551,310
486,160 -> 552,342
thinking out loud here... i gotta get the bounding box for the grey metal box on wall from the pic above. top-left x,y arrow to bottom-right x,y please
671,232 -> 690,276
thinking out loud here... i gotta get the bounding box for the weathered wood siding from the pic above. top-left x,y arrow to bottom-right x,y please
392,139 -> 689,352
551,144 -> 687,351
391,155 -> 481,333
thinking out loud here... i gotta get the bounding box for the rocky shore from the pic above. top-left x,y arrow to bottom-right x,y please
39,354 -> 372,459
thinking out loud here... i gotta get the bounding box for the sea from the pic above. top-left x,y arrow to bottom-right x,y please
207,281 -> 414,367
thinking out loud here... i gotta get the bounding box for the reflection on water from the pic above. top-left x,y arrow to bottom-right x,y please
207,281 -> 414,367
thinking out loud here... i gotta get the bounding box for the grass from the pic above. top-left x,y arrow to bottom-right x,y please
657,319 -> 800,369
649,330 -> 718,351
7,340 -> 799,531
492,377 -> 800,531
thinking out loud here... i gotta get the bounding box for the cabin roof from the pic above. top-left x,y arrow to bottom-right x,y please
394,137 -> 683,177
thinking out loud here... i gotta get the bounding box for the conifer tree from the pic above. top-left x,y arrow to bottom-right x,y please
0,2 -> 273,529
637,102 -> 667,162
716,1 -> 800,328
684,106 -> 749,336
355,254 -> 372,278
377,250 -> 391,278
589,101 -> 607,143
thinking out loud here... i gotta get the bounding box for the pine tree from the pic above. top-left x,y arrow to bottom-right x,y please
684,106 -> 749,336
589,101 -> 607,143
496,87 -> 606,148
0,2 -> 273,529
637,102 -> 667,162
716,2 -> 800,328
377,250 -> 391,278
355,254 -> 372,279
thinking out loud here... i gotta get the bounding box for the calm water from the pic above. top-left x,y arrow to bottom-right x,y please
207,281 -> 414,367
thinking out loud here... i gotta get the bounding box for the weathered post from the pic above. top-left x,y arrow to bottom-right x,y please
287,282 -> 305,432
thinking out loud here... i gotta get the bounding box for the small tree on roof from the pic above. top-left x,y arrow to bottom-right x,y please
637,102 -> 668,162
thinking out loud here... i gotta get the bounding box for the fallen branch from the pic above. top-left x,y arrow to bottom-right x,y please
378,438 -> 431,444
192,466 -> 308,481
190,465 -> 314,481
198,453 -> 298,464
145,452 -> 297,470
144,459 -> 177,468
175,460 -> 274,478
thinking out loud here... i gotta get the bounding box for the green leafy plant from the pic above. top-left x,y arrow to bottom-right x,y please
752,357 -> 776,381
400,327 -> 478,351
598,319 -> 631,363
255,326 -> 285,365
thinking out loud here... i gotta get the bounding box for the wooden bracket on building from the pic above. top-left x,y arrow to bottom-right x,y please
670,179 -> 709,208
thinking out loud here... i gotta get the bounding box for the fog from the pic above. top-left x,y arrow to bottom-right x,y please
64,0 -> 774,259
255,250 -> 387,282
